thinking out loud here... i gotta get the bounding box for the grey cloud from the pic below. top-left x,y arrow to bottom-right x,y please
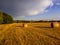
0,0 -> 53,19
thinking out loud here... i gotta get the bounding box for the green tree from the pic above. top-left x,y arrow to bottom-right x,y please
0,11 -> 13,24
3,13 -> 13,24
0,11 -> 3,24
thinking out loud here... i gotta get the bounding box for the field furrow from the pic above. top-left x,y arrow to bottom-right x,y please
0,23 -> 60,45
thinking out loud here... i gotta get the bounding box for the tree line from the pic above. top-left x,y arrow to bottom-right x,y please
0,11 -> 13,24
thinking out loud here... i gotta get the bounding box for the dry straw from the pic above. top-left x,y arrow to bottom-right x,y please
23,24 -> 28,28
53,22 -> 59,28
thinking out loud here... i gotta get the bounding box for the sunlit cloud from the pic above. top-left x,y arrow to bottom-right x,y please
0,0 -> 54,20
27,10 -> 39,15
16,0 -> 53,16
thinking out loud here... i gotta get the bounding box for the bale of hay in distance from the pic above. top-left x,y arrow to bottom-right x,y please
53,22 -> 59,28
23,24 -> 28,27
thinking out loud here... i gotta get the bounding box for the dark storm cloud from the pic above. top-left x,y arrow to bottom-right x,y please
0,0 -> 53,19
0,0 -> 18,17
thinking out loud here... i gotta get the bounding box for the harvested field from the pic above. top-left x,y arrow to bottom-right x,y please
0,22 -> 60,45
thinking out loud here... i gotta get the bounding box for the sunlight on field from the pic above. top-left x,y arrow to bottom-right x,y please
53,22 -> 60,28
23,24 -> 28,28
0,22 -> 60,45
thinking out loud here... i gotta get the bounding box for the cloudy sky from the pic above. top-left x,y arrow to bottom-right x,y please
0,0 -> 60,20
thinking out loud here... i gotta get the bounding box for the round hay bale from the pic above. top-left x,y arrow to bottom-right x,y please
23,24 -> 28,27
51,22 -> 54,28
53,22 -> 59,28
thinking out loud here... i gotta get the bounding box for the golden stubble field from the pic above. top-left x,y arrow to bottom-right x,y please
0,22 -> 60,45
